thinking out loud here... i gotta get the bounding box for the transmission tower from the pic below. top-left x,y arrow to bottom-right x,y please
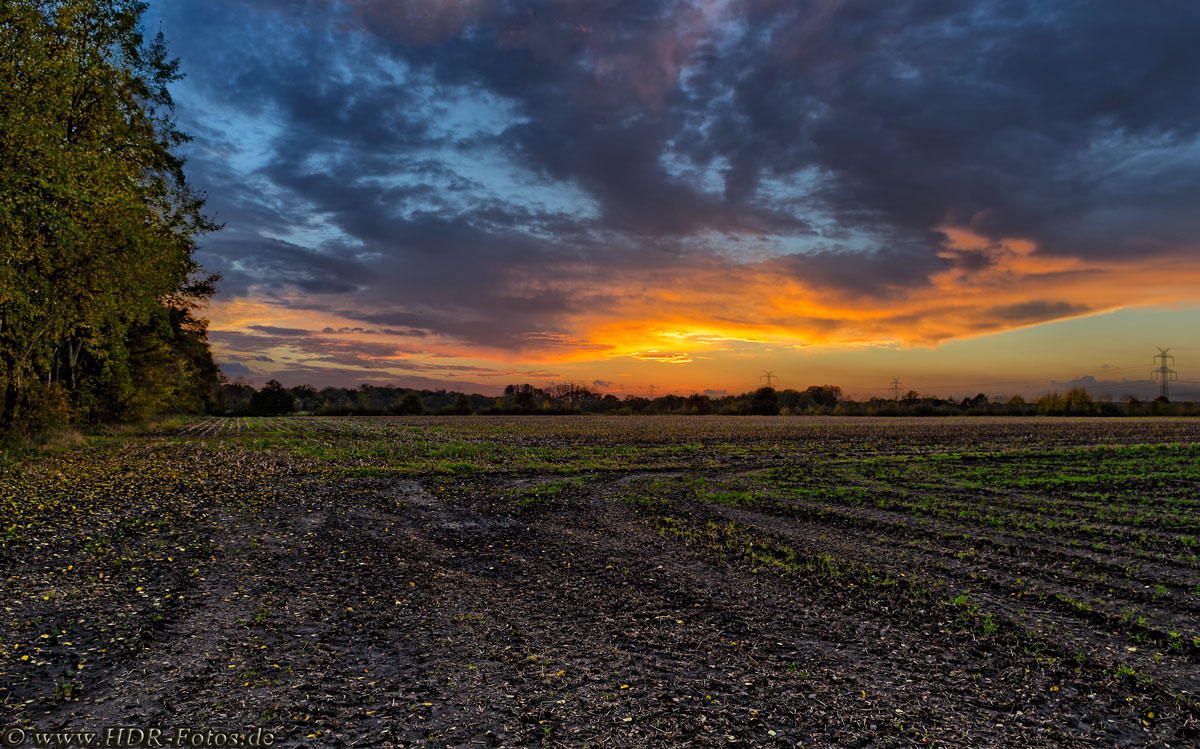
760,370 -> 778,387
890,377 -> 902,401
1151,347 -> 1177,400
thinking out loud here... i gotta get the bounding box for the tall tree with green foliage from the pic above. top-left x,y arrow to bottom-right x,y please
0,0 -> 218,431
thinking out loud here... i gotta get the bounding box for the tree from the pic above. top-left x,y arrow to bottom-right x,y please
0,0 -> 217,431
291,384 -> 319,412
749,386 -> 779,415
250,380 -> 294,416
451,392 -> 471,414
1036,392 -> 1065,416
393,392 -> 424,415
687,393 -> 713,415
1063,387 -> 1098,416
803,385 -> 842,410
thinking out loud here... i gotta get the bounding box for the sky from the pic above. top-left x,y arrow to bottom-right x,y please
147,0 -> 1200,399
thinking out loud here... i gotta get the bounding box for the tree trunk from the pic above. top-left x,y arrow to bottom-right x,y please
1,377 -> 18,433
67,338 -> 84,391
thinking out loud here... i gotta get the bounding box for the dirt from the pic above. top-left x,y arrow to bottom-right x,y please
3,416 -> 1200,746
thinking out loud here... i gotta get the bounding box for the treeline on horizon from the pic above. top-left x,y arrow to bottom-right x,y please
217,380 -> 1200,418
1,1 -> 221,443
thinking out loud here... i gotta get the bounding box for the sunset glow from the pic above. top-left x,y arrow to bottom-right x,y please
146,1 -> 1200,398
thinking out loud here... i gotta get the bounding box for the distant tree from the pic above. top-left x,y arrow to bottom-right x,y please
211,377 -> 255,415
251,380 -> 295,416
776,388 -> 801,412
393,391 -> 424,415
513,389 -> 537,411
355,387 -> 372,413
1036,392 -> 1065,416
804,385 -> 842,409
1063,387 -> 1098,416
452,392 -> 471,414
622,395 -> 650,414
291,384 -> 319,412
549,381 -> 595,402
687,393 -> 713,415
749,386 -> 779,415
1150,395 -> 1176,416
960,393 -> 989,413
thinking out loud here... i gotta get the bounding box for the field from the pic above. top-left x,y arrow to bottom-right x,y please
3,416 -> 1200,747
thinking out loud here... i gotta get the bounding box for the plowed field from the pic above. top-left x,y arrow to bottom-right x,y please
3,416 -> 1200,746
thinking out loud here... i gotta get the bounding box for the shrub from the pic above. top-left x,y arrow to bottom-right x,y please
10,382 -> 71,438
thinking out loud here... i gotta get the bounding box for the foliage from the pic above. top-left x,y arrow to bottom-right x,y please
392,392 -> 424,415
7,381 -> 70,436
450,392 -> 471,415
0,0 -> 218,436
208,379 -> 1200,419
250,380 -> 294,416
749,386 -> 779,415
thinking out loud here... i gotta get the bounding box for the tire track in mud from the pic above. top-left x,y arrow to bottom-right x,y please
775,466 -> 1200,566
641,456 -> 1200,667
589,483 -> 1194,747
13,417 -> 1200,747
754,490 -> 1200,611
688,496 -> 1200,694
699,461 -> 1200,603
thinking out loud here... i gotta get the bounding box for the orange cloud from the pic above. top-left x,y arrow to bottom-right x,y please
630,351 -> 694,364
550,229 -> 1200,363
208,226 -> 1200,388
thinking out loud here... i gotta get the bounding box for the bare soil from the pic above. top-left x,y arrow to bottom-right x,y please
3,416 -> 1199,747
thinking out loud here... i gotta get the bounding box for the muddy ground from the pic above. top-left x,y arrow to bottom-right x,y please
3,416 -> 1200,746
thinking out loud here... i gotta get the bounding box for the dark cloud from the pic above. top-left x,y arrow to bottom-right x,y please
249,325 -> 312,336
210,329 -> 538,380
382,328 -> 429,338
220,362 -> 252,377
230,362 -> 504,393
989,301 -> 1091,324
154,0 -> 1200,364
318,327 -> 430,337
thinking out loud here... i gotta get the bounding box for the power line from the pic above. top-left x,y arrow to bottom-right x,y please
1151,347 -> 1177,399
908,363 -> 1147,391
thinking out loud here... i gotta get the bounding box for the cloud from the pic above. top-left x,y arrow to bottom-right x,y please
988,301 -> 1091,324
153,0 -> 1200,383
249,325 -> 312,336
631,351 -> 693,364
231,362 -> 504,393
219,362 -> 252,377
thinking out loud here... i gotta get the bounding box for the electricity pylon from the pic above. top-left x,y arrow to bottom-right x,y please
890,377 -> 902,401
760,370 -> 778,387
1151,347 -> 1177,400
